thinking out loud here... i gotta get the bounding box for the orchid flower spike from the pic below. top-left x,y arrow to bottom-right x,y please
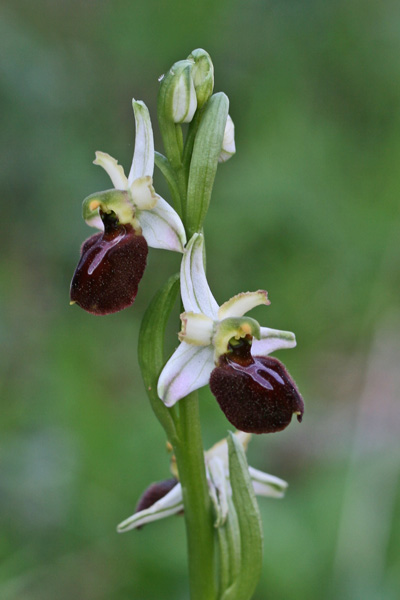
70,100 -> 186,315
158,233 -> 304,434
117,431 -> 287,532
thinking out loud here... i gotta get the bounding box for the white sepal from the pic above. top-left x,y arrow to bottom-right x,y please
136,195 -> 186,252
130,176 -> 158,210
218,290 -> 270,320
157,342 -> 215,407
248,466 -> 288,498
93,151 -> 128,190
117,483 -> 183,532
205,431 -> 251,465
218,114 -> 236,163
251,327 -> 296,356
181,233 -> 219,318
179,312 -> 215,345
128,100 -> 155,185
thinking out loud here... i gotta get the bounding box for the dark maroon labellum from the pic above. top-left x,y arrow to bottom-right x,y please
70,212 -> 148,315
209,338 -> 304,434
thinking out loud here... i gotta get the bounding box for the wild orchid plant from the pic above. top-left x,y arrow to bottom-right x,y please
70,49 -> 304,600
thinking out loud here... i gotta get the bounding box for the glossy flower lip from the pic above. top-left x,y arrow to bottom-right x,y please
210,345 -> 304,434
70,212 -> 148,315
83,99 -> 186,253
117,431 -> 287,532
157,233 -> 297,408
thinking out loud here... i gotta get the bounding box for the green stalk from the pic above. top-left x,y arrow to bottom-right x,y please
173,392 -> 216,600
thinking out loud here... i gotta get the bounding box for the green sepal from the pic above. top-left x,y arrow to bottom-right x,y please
138,274 -> 180,445
222,431 -> 263,600
186,92 -> 229,237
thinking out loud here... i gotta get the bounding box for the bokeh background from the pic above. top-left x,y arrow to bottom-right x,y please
2,0 -> 400,598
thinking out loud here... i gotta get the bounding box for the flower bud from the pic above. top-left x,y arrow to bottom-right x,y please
187,48 -> 214,108
162,60 -> 197,123
218,114 -> 236,163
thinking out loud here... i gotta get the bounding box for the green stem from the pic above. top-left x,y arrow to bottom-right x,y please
154,151 -> 183,217
173,392 -> 216,600
182,108 -> 204,175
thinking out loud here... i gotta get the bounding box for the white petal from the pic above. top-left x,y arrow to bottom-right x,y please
130,176 -> 158,210
117,483 -> 183,532
218,290 -> 270,320
181,234 -> 219,318
128,100 -> 154,185
157,342 -> 215,407
85,213 -> 104,230
249,466 -> 288,499
179,312 -> 215,345
251,327 -> 296,356
93,151 -> 128,190
137,195 -> 186,252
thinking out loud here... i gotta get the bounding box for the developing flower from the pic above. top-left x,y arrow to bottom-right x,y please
117,432 -> 287,532
70,100 -> 186,315
157,234 -> 304,433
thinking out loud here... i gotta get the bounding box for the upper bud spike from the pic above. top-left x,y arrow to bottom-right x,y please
187,48 -> 214,108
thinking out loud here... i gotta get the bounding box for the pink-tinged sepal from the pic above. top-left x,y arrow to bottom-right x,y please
70,212 -> 148,315
209,339 -> 304,434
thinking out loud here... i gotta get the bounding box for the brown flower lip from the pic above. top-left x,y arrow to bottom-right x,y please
70,211 -> 148,315
209,338 -> 304,434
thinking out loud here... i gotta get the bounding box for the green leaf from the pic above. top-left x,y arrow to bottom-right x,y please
138,274 -> 180,444
222,431 -> 264,600
186,92 -> 229,237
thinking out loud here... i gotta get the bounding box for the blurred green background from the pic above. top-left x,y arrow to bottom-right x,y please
1,0 -> 400,598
